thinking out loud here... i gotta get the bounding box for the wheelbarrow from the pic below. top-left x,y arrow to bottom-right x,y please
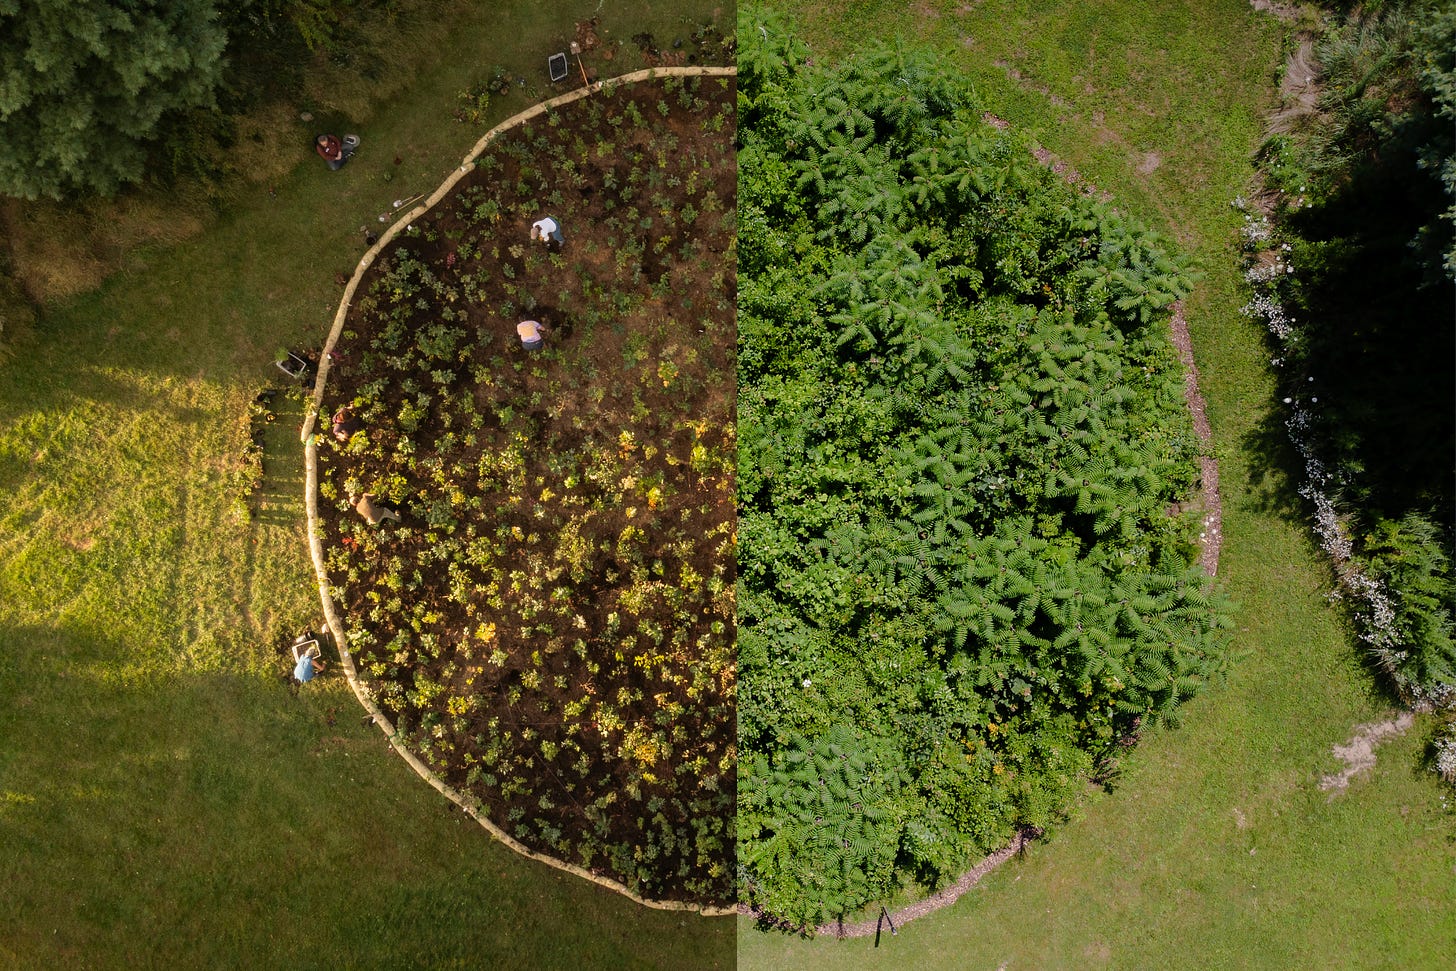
275,350 -> 313,383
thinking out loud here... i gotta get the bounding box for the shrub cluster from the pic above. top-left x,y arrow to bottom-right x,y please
736,11 -> 1232,925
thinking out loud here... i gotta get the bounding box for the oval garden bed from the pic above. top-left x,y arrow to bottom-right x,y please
315,75 -> 736,905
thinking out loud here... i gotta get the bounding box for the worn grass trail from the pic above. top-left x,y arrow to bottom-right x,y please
737,2 -> 1456,968
0,3 -> 734,968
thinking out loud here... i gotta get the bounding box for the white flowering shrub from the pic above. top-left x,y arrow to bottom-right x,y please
1433,720 -> 1456,787
1240,214 -> 1272,247
1234,190 -> 1455,713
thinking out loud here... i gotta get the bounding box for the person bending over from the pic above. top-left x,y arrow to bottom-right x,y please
517,319 -> 548,351
529,216 -> 564,247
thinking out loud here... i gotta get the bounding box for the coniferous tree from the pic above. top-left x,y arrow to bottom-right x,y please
738,12 -> 1231,923
0,0 -> 227,200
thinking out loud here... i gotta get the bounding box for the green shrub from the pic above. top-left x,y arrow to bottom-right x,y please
1359,512 -> 1456,705
737,8 -> 1233,925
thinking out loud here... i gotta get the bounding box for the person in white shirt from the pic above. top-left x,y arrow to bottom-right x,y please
355,493 -> 400,525
530,216 -> 564,246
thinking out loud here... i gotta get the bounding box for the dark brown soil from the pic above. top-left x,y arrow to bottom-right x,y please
315,76 -> 736,904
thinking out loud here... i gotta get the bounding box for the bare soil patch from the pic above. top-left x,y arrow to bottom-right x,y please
1250,0 -> 1302,25
1319,712 -> 1415,794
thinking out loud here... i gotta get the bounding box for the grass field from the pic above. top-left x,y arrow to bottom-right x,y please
736,2 -> 1456,967
0,3 -> 734,967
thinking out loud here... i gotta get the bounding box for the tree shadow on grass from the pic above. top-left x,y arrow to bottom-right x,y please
1280,131 -> 1455,526
0,609 -> 738,968
1238,400 -> 1314,527
0,343 -> 203,440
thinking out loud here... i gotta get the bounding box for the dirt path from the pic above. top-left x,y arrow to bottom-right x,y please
985,114 -> 1223,575
735,829 -> 1040,939
1170,300 -> 1224,576
832,829 -> 1037,939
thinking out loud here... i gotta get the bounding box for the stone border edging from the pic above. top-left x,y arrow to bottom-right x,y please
298,66 -> 737,916
791,828 -> 1037,939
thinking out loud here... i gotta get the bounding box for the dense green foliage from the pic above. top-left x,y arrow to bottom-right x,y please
1363,513 -> 1456,692
1250,0 -> 1454,708
736,12 -> 1233,925
0,0 -> 421,200
0,0 -> 227,199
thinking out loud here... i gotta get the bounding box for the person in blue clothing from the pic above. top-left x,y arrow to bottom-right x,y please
292,636 -> 325,683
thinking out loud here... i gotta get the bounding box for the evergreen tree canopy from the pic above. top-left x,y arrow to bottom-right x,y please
737,9 -> 1232,926
0,0 -> 226,200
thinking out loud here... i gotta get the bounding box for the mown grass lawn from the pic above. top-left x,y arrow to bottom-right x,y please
0,2 -> 734,968
737,1 -> 1456,967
